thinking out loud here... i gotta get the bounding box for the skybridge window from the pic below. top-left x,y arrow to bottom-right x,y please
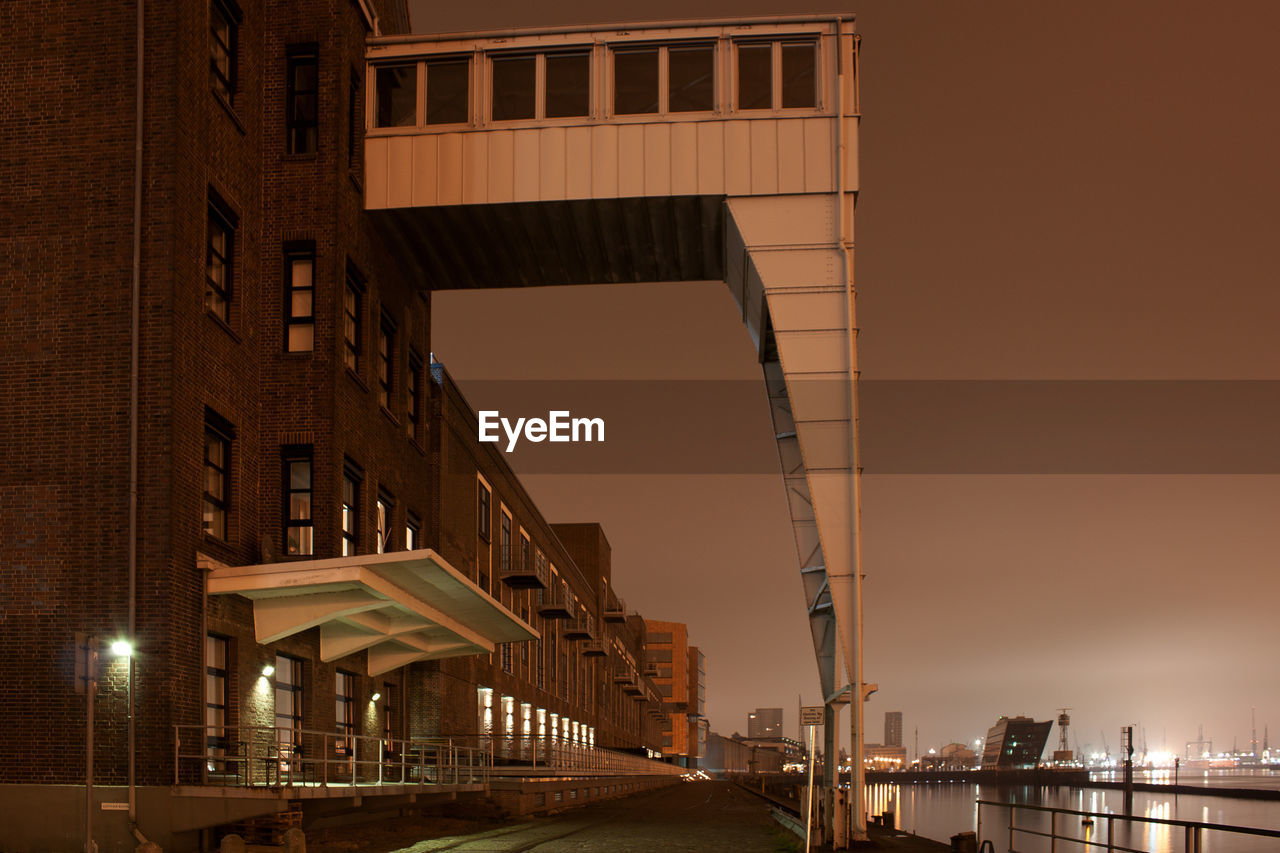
545,52 -> 589,117
426,57 -> 470,124
375,64 -> 417,127
613,47 -> 659,114
491,54 -> 535,121
490,51 -> 590,122
613,43 -> 717,116
736,39 -> 819,111
668,44 -> 714,112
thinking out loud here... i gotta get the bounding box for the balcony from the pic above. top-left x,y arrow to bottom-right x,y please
536,586 -> 573,619
499,546 -> 549,589
581,640 -> 607,657
603,594 -> 627,623
563,617 -> 595,640
612,665 -> 636,686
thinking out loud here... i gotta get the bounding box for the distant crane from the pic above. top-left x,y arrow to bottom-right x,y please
1100,729 -> 1111,763
1186,723 -> 1212,761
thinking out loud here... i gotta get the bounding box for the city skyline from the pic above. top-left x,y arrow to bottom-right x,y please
419,0 -> 1280,748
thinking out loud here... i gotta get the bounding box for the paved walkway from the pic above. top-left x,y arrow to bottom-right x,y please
389,781 -> 798,852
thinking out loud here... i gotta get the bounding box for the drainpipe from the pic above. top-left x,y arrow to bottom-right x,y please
128,0 -> 144,842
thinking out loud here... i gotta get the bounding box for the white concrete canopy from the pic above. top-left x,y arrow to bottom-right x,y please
207,549 -> 539,675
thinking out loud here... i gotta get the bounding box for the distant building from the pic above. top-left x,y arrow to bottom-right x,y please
642,619 -> 706,767
981,716 -> 1053,769
885,711 -> 903,747
704,732 -> 787,774
939,742 -> 977,768
749,707 -> 784,739
864,744 -> 907,769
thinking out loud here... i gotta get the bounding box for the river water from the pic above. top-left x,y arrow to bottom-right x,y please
867,771 -> 1280,852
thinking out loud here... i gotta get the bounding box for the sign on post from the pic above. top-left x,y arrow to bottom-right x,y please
800,705 -> 824,727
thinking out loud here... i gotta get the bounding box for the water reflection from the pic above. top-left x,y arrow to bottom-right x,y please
861,781 -> 1280,853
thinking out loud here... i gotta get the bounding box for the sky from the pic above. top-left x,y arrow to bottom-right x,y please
412,0 -> 1280,757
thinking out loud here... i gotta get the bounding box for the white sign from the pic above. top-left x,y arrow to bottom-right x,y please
101,803 -> 129,811
800,705 -> 824,727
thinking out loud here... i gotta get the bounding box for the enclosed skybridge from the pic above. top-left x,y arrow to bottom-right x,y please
364,14 -> 866,815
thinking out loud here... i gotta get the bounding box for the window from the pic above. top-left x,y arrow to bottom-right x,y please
283,448 -> 312,556
377,313 -> 395,411
285,246 -> 314,352
342,462 -> 361,556
407,350 -> 423,440
206,634 -> 229,770
499,510 -> 511,574
374,64 -> 417,127
426,57 -> 469,124
275,655 -> 304,765
613,47 -> 658,114
382,682 -> 396,750
209,0 -> 239,101
343,268 -> 363,373
206,196 -> 236,322
335,671 -> 356,754
348,68 -> 362,168
376,489 -> 395,553
203,412 -> 232,540
405,512 -> 421,551
491,55 -> 535,121
286,46 -> 319,154
668,44 -> 714,112
477,479 -> 491,542
737,40 -> 818,111
501,643 -> 513,674
546,52 -> 590,117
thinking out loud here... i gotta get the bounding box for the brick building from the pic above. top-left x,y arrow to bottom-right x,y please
642,619 -> 707,767
0,1 -> 675,850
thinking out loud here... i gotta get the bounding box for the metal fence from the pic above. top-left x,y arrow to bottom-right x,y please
976,799 -> 1280,853
449,733 -> 685,776
174,725 -> 490,788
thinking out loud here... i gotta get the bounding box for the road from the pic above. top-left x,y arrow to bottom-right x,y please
388,781 -> 798,852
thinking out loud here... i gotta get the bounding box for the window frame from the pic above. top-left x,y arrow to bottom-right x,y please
348,66 -> 363,170
286,44 -> 320,155
284,243 -> 315,353
376,488 -> 396,554
733,38 -> 821,113
274,654 -> 304,766
608,41 -> 719,118
283,446 -> 313,556
209,0 -> 240,104
206,194 -> 237,324
405,511 -> 421,551
486,49 -> 594,124
377,312 -> 396,413
203,411 -> 233,541
343,266 -> 364,375
342,460 -> 362,556
407,349 -> 424,440
477,477 -> 491,543
205,634 -> 230,764
335,670 -> 357,755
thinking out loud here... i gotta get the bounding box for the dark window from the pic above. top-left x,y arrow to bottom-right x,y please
407,350 -> 423,440
499,512 -> 511,574
376,489 -> 395,553
492,55 -> 535,121
545,52 -> 590,118
206,198 -> 235,322
203,413 -> 232,540
405,512 -> 421,550
206,634 -> 229,767
501,643 -> 513,674
342,462 -> 361,556
781,41 -> 817,108
285,246 -> 314,352
477,480 -> 491,542
343,269 -> 363,373
283,448 -> 312,556
737,43 -> 772,110
286,46 -> 319,154
335,670 -> 356,753
614,47 -> 659,114
209,0 -> 238,101
426,58 -> 469,124
668,44 -> 714,112
375,64 -> 417,127
275,655 -> 304,764
348,69 -> 362,168
377,313 -> 395,411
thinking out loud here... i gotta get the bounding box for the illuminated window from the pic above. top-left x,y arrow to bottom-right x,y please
375,64 -> 417,127
342,462 -> 361,555
336,670 -> 356,754
286,46 -> 319,154
285,246 -> 314,352
206,634 -> 229,769
275,654 -> 304,765
376,489 -> 395,553
405,511 -> 421,550
283,448 -> 312,556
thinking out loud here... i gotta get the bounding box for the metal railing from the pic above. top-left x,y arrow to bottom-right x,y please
977,799 -> 1280,853
450,733 -> 684,776
498,545 -> 549,587
174,725 -> 490,789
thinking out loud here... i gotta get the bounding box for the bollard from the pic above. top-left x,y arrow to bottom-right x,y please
282,826 -> 306,853
219,835 -> 246,853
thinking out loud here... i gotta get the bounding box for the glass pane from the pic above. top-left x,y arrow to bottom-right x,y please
613,48 -> 658,114
668,45 -> 714,112
290,493 -> 311,521
737,43 -> 772,110
290,258 -> 313,289
781,42 -> 816,108
293,60 -> 317,94
290,460 -> 311,490
491,55 -> 535,121
426,58 -> 469,124
290,289 -> 312,319
293,93 -> 317,123
545,52 -> 589,118
296,526 -> 313,556
287,324 -> 313,352
375,64 -> 417,127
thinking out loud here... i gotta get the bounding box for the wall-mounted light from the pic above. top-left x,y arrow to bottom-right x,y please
110,640 -> 133,658
370,692 -> 382,703
261,663 -> 276,677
